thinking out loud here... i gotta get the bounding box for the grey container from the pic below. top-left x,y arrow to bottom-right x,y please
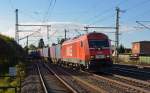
43,47 -> 49,57
55,44 -> 61,62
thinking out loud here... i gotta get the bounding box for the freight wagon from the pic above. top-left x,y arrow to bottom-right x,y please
28,50 -> 40,59
42,47 -> 50,61
35,47 -> 50,61
50,44 -> 61,63
50,45 -> 56,63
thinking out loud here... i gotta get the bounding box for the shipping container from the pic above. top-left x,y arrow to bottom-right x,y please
55,44 -> 61,62
39,48 -> 43,57
132,41 -> 150,56
50,45 -> 56,62
43,47 -> 49,58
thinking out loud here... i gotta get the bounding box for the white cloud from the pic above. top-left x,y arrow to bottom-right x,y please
1,26 -> 15,38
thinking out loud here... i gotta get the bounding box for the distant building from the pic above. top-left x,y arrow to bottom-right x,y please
132,41 -> 150,56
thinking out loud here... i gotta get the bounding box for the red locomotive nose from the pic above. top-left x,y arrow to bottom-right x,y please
88,39 -> 112,64
90,48 -> 111,59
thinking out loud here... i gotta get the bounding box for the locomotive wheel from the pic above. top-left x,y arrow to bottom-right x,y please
81,65 -> 85,70
86,63 -> 89,69
75,64 -> 80,70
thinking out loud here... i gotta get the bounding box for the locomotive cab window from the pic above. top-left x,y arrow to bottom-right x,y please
89,40 -> 109,48
80,41 -> 83,47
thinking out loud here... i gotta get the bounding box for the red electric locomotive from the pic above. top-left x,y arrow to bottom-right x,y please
61,32 -> 112,71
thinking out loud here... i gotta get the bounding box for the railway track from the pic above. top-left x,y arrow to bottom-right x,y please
95,72 -> 150,92
37,63 -> 77,93
112,66 -> 150,81
108,74 -> 150,91
93,73 -> 150,93
45,63 -> 108,93
113,66 -> 150,74
21,63 -> 44,93
86,72 -> 149,93
114,63 -> 150,70
48,63 -> 150,93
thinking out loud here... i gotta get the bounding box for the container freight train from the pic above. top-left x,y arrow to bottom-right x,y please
31,32 -> 113,71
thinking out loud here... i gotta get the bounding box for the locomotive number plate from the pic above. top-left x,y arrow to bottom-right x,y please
96,55 -> 105,59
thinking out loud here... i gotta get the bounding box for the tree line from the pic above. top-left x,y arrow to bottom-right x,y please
0,34 -> 25,74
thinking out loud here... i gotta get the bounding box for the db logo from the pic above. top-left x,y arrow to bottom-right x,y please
66,46 -> 72,56
97,51 -> 102,54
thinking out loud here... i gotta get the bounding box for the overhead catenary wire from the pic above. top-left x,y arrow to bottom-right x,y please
19,10 -> 43,22
88,0 -> 150,27
42,0 -> 56,23
86,0 -> 128,26
42,0 -> 53,23
20,0 -> 57,46
9,0 -> 15,9
46,0 -> 56,22
89,13 -> 115,26
125,0 -> 150,12
136,21 -> 150,30
8,0 -> 56,46
117,0 -> 150,21
120,0 -> 150,33
134,8 -> 150,21
121,0 -> 150,21
41,0 -> 56,45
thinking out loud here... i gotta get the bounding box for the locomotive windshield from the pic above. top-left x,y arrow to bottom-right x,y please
89,40 -> 109,48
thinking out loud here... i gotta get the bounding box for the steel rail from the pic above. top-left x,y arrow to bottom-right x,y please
37,64 -> 48,93
44,63 -> 78,93
49,65 -> 108,93
113,66 -> 150,74
92,73 -> 150,93
79,70 -> 149,93
98,71 -> 150,91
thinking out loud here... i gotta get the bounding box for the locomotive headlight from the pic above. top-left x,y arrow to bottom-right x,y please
106,55 -> 110,58
98,48 -> 101,50
106,55 -> 112,58
90,56 -> 94,59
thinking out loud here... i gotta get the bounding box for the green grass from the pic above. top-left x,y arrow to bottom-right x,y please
117,55 -> 150,66
0,79 -> 9,86
0,77 -> 19,93
139,56 -> 150,64
0,62 -> 27,93
0,88 -> 16,93
5,89 -> 16,93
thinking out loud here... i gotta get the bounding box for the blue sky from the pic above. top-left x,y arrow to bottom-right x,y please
0,0 -> 150,48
